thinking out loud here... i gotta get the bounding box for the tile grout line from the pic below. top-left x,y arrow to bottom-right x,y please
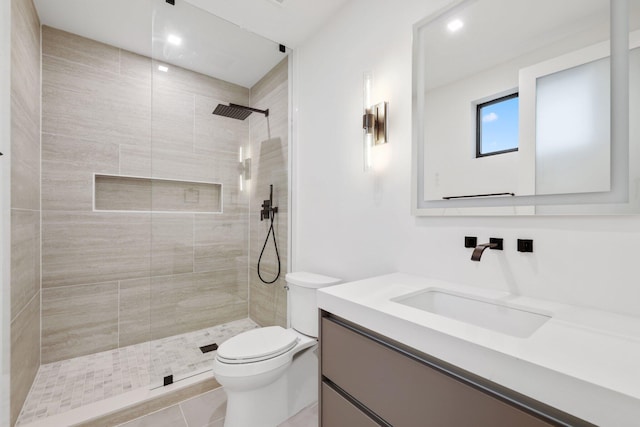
40,280 -> 121,292
10,207 -> 40,212
40,130 -> 151,155
117,280 -> 121,349
40,127 -> 158,148
192,94 -> 196,154
39,17 -> 45,372
192,213 -> 195,274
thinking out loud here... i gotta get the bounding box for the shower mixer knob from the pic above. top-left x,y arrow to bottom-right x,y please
261,199 -> 271,220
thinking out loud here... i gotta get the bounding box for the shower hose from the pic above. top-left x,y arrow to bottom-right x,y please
257,208 -> 281,284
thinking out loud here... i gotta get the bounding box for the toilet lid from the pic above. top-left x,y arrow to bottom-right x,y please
216,326 -> 299,364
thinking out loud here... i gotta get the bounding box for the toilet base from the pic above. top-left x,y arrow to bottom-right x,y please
222,346 -> 318,427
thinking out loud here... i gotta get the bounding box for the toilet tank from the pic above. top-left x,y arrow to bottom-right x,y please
286,272 -> 341,337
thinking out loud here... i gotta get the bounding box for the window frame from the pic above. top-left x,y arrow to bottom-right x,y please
475,92 -> 519,158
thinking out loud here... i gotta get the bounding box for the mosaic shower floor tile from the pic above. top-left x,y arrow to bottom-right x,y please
16,318 -> 259,426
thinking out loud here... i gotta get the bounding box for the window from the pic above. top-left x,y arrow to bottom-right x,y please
476,93 -> 519,157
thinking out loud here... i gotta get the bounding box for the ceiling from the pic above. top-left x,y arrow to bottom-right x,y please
183,0 -> 349,49
420,0 -> 611,90
33,0 -> 349,88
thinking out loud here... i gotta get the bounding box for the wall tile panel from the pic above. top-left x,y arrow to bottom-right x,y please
42,211 -> 152,287
10,0 -> 41,422
41,282 -> 119,363
10,100 -> 40,210
10,209 -> 40,318
42,55 -> 151,147
119,278 -> 151,347
10,294 -> 40,425
151,214 -> 194,276
42,26 -> 120,72
150,271 -> 247,340
194,216 -> 248,273
41,133 -> 119,211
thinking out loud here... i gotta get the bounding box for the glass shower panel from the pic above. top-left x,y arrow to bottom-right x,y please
149,0 -> 283,388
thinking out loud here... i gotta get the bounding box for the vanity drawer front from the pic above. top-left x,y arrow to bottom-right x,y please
321,382 -> 380,427
321,317 -> 552,427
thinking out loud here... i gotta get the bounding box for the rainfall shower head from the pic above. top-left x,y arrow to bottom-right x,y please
212,103 -> 269,120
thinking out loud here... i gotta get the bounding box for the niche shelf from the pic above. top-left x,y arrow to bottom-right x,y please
94,174 -> 222,213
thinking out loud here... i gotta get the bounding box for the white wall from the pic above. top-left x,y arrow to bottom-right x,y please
293,0 -> 640,319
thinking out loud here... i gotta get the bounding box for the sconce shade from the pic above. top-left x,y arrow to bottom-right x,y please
362,71 -> 388,171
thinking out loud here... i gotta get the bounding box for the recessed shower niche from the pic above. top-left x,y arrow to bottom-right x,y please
94,174 -> 223,213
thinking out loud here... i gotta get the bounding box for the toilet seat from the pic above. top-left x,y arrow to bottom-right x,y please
217,326 -> 299,364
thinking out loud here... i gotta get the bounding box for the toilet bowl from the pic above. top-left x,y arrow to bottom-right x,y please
212,272 -> 340,427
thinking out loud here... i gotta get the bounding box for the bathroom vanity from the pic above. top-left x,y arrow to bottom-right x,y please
317,274 -> 640,426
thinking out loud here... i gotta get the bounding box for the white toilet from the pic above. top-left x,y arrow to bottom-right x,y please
212,272 -> 341,427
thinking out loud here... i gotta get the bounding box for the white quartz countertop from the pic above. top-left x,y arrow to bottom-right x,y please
317,273 -> 640,427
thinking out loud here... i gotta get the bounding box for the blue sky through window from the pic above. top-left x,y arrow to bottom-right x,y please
479,95 -> 519,155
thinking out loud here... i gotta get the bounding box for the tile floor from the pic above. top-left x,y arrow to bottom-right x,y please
16,318 -> 260,426
117,387 -> 318,427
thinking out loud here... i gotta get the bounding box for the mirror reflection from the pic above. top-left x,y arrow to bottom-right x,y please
414,0 -> 640,214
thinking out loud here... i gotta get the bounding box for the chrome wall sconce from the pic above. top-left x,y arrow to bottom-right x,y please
363,71 -> 388,171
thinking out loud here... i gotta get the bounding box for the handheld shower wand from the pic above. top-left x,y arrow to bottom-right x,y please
257,185 -> 281,284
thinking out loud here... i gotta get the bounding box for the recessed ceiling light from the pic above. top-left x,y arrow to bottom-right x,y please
167,34 -> 182,46
158,65 -> 169,72
447,19 -> 464,32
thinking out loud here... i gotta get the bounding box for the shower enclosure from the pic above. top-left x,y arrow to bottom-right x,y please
14,0 -> 290,424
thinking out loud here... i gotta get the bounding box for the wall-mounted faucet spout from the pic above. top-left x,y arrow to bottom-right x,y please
471,243 -> 497,261
470,238 -> 503,261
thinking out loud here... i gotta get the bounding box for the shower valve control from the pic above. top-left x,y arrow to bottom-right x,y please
261,200 -> 272,220
260,185 -> 278,221
261,200 -> 278,220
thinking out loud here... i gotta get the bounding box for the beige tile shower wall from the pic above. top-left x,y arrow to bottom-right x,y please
41,26 -> 251,363
10,0 -> 41,423
248,58 -> 289,327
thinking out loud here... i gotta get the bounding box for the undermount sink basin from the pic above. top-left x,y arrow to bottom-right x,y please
392,289 -> 551,338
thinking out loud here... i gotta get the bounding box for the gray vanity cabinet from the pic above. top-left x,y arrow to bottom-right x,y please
321,383 -> 380,427
319,313 -> 592,427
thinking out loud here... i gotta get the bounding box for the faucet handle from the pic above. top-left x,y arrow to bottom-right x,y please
517,239 -> 533,252
464,236 -> 477,248
489,237 -> 503,250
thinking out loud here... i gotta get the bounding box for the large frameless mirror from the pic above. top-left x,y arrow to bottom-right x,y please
412,0 -> 640,215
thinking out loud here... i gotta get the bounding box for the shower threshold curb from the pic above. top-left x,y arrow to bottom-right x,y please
18,371 -> 220,427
